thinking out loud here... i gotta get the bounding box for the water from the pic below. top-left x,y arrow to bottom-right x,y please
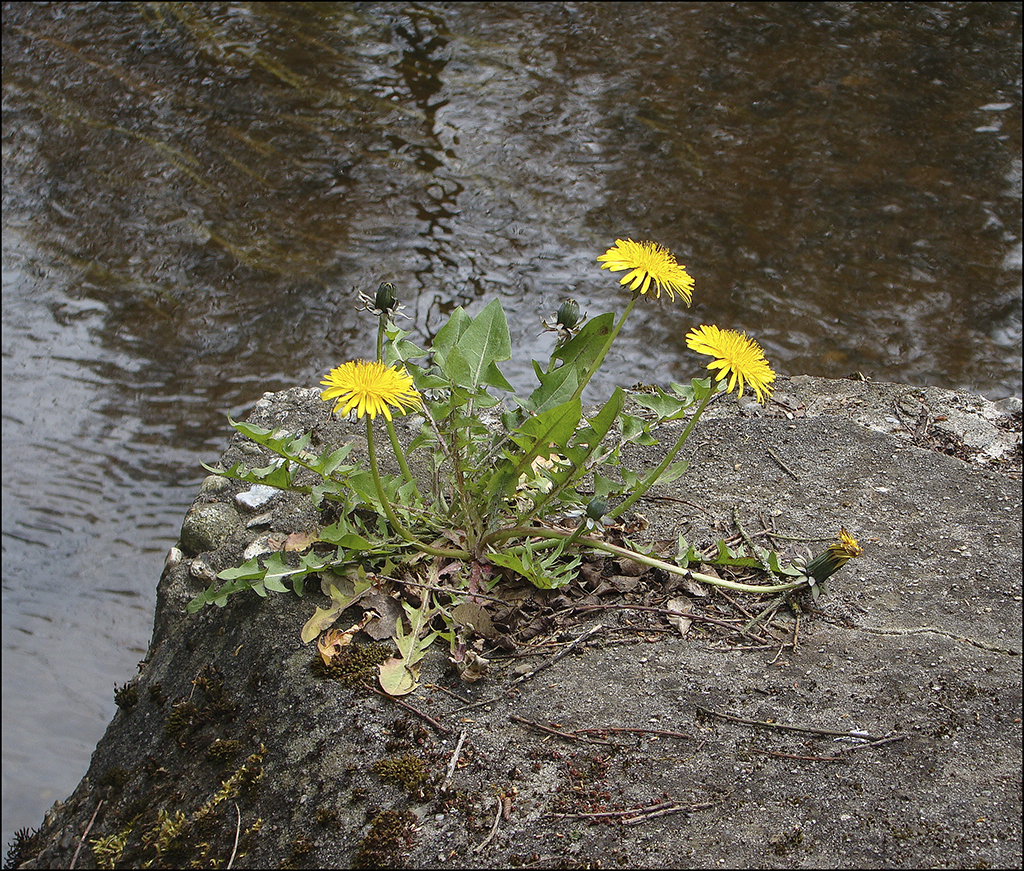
2,0 -> 1020,850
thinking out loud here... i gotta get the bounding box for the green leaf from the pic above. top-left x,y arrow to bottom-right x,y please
488,542 -> 581,590
509,398 -> 582,453
378,595 -> 438,696
431,306 -> 472,368
712,539 -> 760,568
620,413 -> 657,445
552,313 -> 614,373
631,386 -> 695,421
652,459 -> 689,486
443,299 -> 512,390
521,363 -> 579,414
675,534 -> 703,566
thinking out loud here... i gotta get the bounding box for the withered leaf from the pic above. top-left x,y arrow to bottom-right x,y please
452,602 -> 497,639
665,596 -> 693,637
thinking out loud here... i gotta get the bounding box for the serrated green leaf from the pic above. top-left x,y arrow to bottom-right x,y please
632,386 -> 695,421
521,364 -> 579,414
551,313 -> 614,372
442,300 -> 512,390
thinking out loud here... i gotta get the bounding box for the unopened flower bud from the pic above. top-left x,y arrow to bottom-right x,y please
586,496 -> 608,522
556,299 -> 582,331
374,281 -> 398,314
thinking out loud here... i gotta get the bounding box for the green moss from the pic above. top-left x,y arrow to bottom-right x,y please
314,641 -> 393,688
316,806 -> 340,826
148,682 -> 166,706
372,754 -> 427,792
90,822 -> 133,870
206,738 -> 242,765
4,826 -> 42,869
279,835 -> 316,869
165,700 -> 202,737
353,810 -> 416,869
114,681 -> 139,710
98,765 -> 131,793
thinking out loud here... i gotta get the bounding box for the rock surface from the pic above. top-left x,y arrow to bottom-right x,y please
11,376 -> 1022,869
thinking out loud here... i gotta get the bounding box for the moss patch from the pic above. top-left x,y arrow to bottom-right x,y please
314,641 -> 393,688
372,753 -> 428,793
353,809 -> 416,869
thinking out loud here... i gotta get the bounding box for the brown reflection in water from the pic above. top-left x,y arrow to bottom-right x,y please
4,2 -> 1020,413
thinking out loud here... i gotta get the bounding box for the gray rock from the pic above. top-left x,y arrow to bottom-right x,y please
179,502 -> 242,556
13,378 -> 1021,870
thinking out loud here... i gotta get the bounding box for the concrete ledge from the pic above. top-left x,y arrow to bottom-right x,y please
12,376 -> 1021,869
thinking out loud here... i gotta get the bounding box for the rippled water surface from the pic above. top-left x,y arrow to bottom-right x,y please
2,0 -> 1020,847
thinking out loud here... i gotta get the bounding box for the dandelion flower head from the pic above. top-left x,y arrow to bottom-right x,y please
597,239 -> 694,303
685,324 -> 776,403
830,528 -> 863,564
320,360 -> 421,421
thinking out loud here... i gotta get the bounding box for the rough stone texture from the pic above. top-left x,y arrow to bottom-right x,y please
11,376 -> 1021,870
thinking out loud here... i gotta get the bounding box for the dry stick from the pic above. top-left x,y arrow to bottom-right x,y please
427,682 -> 473,705
226,803 -> 241,870
510,715 -> 614,746
758,734 -> 907,763
362,683 -> 450,734
549,801 -> 674,820
622,800 -> 722,826
441,729 -> 468,792
696,705 -> 888,743
69,798 -> 103,870
733,506 -> 771,572
567,603 -> 775,646
456,624 -> 604,714
472,795 -> 504,854
574,726 -> 691,741
766,446 -> 800,479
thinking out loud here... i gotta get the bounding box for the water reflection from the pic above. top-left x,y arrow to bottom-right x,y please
2,0 -> 1020,847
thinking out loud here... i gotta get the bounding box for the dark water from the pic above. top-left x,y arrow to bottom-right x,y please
2,0 -> 1020,847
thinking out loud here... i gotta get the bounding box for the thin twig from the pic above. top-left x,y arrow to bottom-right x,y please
766,446 -> 800,479
426,682 -> 473,704
510,715 -> 614,745
622,800 -> 721,825
441,729 -> 468,792
226,803 -> 241,870
549,801 -> 673,820
69,798 -> 103,870
756,733 -> 907,762
472,795 -> 503,854
733,506 -> 771,571
508,623 -> 604,688
363,683 -> 450,733
566,603 -> 775,645
696,705 -> 887,742
573,726 -> 690,741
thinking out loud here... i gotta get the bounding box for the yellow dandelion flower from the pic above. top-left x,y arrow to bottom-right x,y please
685,324 -> 776,403
320,360 -> 421,421
805,528 -> 863,584
597,239 -> 694,303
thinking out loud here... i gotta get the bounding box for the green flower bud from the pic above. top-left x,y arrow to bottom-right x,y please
374,281 -> 398,314
556,299 -> 582,331
586,496 -> 608,522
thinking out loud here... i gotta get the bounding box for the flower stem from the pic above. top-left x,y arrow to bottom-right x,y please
607,384 -> 715,520
486,524 -> 809,596
365,417 -> 469,560
375,313 -> 421,493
